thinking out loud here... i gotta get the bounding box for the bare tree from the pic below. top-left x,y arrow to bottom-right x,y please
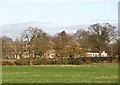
22,27 -> 50,65
88,23 -> 117,57
2,36 -> 14,58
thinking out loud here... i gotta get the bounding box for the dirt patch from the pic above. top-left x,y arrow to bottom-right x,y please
16,72 -> 30,74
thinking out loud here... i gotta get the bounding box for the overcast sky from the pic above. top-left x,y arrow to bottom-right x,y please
0,0 -> 118,39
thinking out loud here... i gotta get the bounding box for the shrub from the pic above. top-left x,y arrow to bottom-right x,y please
11,57 -> 118,65
99,57 -> 106,63
56,59 -> 69,65
2,61 -> 14,66
14,59 -> 30,65
90,57 -> 97,63
85,58 -> 93,64
32,58 -> 51,65
69,59 -> 83,65
112,58 -> 118,63
106,57 -> 112,63
50,60 -> 57,64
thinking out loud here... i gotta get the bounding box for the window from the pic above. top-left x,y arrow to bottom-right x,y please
95,54 -> 97,57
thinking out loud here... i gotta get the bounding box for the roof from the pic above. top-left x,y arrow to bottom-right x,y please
87,51 -> 107,54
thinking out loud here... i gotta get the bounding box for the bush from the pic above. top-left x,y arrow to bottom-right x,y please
112,58 -> 118,63
90,57 -> 97,63
56,59 -> 69,65
2,61 -> 14,66
10,57 -> 118,65
85,58 -> 93,64
14,59 -> 30,65
32,58 -> 51,65
69,59 -> 83,65
50,60 -> 57,64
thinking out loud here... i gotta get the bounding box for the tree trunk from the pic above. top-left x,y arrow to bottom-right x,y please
99,49 -> 101,57
29,52 -> 32,66
30,57 -> 32,66
34,54 -> 36,59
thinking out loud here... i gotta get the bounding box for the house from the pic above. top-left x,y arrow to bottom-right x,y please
44,49 -> 55,58
86,51 -> 108,57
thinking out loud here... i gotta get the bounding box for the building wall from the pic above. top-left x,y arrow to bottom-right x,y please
86,54 -> 92,57
86,51 -> 107,57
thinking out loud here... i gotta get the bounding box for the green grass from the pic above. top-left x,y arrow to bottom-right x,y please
2,64 -> 118,83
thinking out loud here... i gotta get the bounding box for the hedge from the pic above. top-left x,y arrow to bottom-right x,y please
32,58 -> 51,65
1,57 -> 118,66
2,61 -> 14,66
14,59 -> 30,65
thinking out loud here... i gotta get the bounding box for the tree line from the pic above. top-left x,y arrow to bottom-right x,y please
1,23 -> 118,60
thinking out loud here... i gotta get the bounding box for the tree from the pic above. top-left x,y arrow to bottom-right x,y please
52,31 -> 72,58
73,29 -> 88,46
2,36 -> 14,58
14,38 -> 25,59
0,37 -> 2,60
107,39 -> 118,57
66,41 -> 84,58
52,31 -> 84,58
22,27 -> 50,65
118,39 -> 120,58
88,23 -> 117,57
73,29 -> 89,55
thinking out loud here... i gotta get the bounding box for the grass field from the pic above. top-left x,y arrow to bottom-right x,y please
2,64 -> 118,83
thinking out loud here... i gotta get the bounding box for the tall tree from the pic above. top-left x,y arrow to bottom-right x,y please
66,41 -> 84,58
52,31 -> 84,58
88,23 -> 117,57
52,31 -> 72,57
2,36 -> 14,58
73,29 -> 89,53
14,38 -> 25,59
22,27 -> 50,65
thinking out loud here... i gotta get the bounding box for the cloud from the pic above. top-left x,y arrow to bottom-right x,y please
1,0 -> 119,3
48,24 -> 89,35
0,21 -> 89,38
0,21 -> 118,40
0,21 -> 55,39
93,19 -> 117,22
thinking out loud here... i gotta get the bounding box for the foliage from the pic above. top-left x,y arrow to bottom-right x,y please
14,59 -> 30,65
32,58 -> 51,65
2,57 -> 118,66
21,27 -> 51,65
52,31 -> 85,58
107,40 -> 118,57
67,42 -> 84,58
52,58 -> 69,64
2,61 -> 14,66
52,31 -> 72,57
88,23 -> 117,57
2,23 -> 118,61
2,36 -> 15,58
69,59 -> 84,65
73,29 -> 89,49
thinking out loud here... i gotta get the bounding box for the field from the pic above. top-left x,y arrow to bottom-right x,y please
2,64 -> 118,83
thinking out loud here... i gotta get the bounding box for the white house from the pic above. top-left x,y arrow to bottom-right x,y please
86,51 -> 107,57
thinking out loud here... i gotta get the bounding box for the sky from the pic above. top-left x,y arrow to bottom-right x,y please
0,0 -> 119,39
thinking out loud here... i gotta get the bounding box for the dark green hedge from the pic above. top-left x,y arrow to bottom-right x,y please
14,59 -> 30,65
2,61 -> 14,66
78,57 -> 118,64
2,57 -> 118,66
32,57 -> 118,65
69,59 -> 84,65
32,58 -> 51,65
